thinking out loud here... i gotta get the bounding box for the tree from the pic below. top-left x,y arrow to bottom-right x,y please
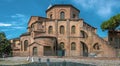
0,32 -> 12,56
101,14 -> 120,31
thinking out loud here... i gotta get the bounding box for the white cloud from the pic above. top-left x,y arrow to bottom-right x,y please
12,26 -> 25,29
10,14 -> 29,26
73,0 -> 120,18
0,13 -> 28,30
11,14 -> 25,18
10,14 -> 28,29
0,23 -> 12,27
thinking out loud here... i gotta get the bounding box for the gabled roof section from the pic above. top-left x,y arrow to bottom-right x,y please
28,42 -> 42,47
28,16 -> 48,25
83,21 -> 97,29
46,4 -> 80,13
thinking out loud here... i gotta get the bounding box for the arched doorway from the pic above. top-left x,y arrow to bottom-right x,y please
81,42 -> 88,57
33,47 -> 37,56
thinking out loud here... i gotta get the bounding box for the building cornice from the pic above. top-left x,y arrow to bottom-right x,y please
46,4 -> 80,13
20,32 -> 30,37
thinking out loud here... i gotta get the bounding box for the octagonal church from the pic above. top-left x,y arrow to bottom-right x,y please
10,4 -> 116,57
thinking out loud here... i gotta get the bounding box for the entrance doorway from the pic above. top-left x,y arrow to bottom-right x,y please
81,42 -> 88,57
33,47 -> 37,56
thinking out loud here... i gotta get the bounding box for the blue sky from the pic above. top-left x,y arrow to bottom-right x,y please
0,0 -> 120,39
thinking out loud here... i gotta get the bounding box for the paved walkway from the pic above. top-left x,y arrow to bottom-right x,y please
0,57 -> 120,66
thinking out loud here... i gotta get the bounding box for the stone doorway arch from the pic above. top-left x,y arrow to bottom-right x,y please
80,42 -> 88,57
33,47 -> 37,56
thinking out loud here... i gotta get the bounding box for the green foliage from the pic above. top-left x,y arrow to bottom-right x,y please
0,32 -> 12,56
101,14 -> 120,31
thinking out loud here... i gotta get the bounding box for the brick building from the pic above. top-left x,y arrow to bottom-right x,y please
108,30 -> 120,57
10,4 -> 116,57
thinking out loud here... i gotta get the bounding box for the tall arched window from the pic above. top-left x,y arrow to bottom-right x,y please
60,26 -> 64,34
21,41 -> 23,51
60,11 -> 65,19
71,42 -> 76,50
31,24 -> 34,31
60,42 -> 64,50
48,26 -> 53,34
71,26 -> 75,34
81,42 -> 88,57
38,22 -> 42,30
33,47 -> 37,56
24,40 -> 28,51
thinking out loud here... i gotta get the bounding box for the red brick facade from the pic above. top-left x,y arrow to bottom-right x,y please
10,4 -> 116,57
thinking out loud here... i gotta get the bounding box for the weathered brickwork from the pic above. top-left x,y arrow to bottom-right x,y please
10,4 -> 116,57
108,30 -> 120,57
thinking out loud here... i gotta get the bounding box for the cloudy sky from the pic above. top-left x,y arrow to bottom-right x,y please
0,0 -> 120,39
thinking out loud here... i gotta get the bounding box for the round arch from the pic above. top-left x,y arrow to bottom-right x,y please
48,26 -> 53,34
59,9 -> 67,19
33,47 -> 37,56
24,40 -> 28,51
71,25 -> 76,34
60,25 -> 65,34
59,42 -> 65,50
93,43 -> 100,50
58,9 -> 67,14
71,42 -> 76,50
48,12 -> 53,19
80,30 -> 88,38
80,41 -> 88,57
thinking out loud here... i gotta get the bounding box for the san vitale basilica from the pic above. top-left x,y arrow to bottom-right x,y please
10,4 -> 116,57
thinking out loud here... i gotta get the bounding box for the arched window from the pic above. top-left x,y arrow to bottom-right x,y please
31,24 -> 34,31
93,43 -> 100,50
21,41 -> 23,51
60,26 -> 65,34
33,47 -> 37,56
24,40 -> 28,51
71,42 -> 76,50
72,14 -> 76,18
71,26 -> 75,34
60,11 -> 65,19
60,42 -> 64,50
38,22 -> 42,30
50,14 -> 52,19
48,26 -> 53,34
